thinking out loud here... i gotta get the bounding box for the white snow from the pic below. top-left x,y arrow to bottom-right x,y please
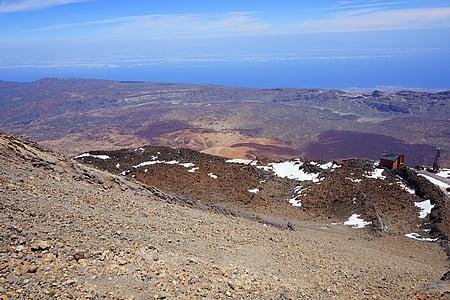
226,157 -> 342,207
418,174 -> 449,192
225,158 -> 257,165
226,158 -> 337,184
269,160 -> 321,182
319,161 -> 340,170
344,214 -> 372,229
115,163 -> 120,169
293,185 -> 303,192
179,162 -> 195,168
436,169 -> 450,178
248,188 -> 260,194
345,177 -> 362,183
397,181 -> 415,194
187,167 -> 199,173
74,153 -> 110,160
287,186 -> 310,207
133,160 -> 162,168
364,168 -> 386,180
208,173 -> 218,179
133,159 -> 198,172
404,233 -> 438,242
289,197 -> 302,207
414,199 -> 435,219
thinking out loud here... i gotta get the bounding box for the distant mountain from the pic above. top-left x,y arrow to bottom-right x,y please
0,78 -> 449,166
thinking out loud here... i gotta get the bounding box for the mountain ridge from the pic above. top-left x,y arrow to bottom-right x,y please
1,78 -> 448,166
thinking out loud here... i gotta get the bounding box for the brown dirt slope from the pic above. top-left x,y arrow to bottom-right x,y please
75,145 -> 447,237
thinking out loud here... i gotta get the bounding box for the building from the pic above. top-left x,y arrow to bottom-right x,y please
379,153 -> 405,170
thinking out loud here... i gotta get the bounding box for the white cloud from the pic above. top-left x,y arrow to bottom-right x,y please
296,7 -> 450,33
27,11 -> 271,38
0,0 -> 90,13
312,1 -> 409,12
24,6 -> 450,38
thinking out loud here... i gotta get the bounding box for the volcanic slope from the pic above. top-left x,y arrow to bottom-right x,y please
74,145 -> 449,239
1,133 -> 449,298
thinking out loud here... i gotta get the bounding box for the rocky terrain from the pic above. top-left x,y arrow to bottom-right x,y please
0,78 -> 448,166
1,132 -> 450,298
74,145 -> 449,239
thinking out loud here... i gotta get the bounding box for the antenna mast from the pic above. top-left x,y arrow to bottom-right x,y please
432,147 -> 442,173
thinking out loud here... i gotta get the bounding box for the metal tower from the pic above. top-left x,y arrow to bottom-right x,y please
432,147 -> 442,173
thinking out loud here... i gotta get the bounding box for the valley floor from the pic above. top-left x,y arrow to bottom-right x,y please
0,134 -> 448,299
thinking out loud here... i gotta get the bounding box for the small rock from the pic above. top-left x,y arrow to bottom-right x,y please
41,253 -> 56,262
31,240 -> 51,251
73,250 -> 87,261
28,265 -> 38,273
78,259 -> 88,266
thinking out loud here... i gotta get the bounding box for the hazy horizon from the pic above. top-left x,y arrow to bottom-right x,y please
1,0 -> 450,88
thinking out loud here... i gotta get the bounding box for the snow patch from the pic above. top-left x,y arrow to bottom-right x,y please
74,153 -> 110,160
397,181 -> 415,194
115,163 -> 120,169
288,186 -> 309,207
319,161 -> 340,170
248,188 -> 260,194
414,199 -> 434,219
344,214 -> 372,229
133,159 -> 198,172
187,167 -> 199,173
179,162 -> 195,168
208,173 -> 218,179
405,233 -> 438,242
436,169 -> 450,178
289,197 -> 302,207
134,160 -> 162,167
269,160 -> 321,182
364,168 -> 386,180
225,158 -> 257,165
418,174 -> 449,192
345,177 -> 362,183
226,158 -> 335,183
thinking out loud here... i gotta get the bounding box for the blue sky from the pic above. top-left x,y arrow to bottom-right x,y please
1,0 -> 450,88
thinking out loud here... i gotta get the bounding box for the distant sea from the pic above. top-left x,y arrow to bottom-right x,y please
1,52 -> 449,90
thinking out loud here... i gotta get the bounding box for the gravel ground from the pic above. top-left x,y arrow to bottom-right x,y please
0,133 -> 448,299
